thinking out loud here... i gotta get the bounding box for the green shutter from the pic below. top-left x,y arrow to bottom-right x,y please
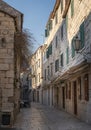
80,22 -> 84,48
66,47 -> 69,64
46,49 -> 49,58
61,0 -> 63,12
71,39 -> 75,58
45,29 -> 47,37
66,15 -> 68,31
71,0 -> 74,17
49,44 -> 52,55
49,20 -> 52,30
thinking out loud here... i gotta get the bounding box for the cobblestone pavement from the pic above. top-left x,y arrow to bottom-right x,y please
14,103 -> 91,130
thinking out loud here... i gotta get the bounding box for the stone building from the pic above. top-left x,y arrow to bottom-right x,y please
0,0 -> 23,127
42,0 -> 91,124
30,46 -> 43,103
20,68 -> 32,107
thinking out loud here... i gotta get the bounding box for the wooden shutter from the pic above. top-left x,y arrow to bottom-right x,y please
71,38 -> 75,58
71,0 -> 74,17
66,47 -> 69,64
80,22 -> 85,48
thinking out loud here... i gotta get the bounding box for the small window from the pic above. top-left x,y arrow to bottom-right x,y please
55,12 -> 58,24
71,0 -> 74,17
55,59 -> 59,72
60,53 -> 64,67
55,36 -> 58,48
61,25 -> 64,40
71,38 -> 75,58
66,47 -> 69,64
44,69 -> 46,80
61,0 -> 63,13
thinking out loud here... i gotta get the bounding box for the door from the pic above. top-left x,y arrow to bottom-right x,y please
62,87 -> 65,109
73,81 -> 77,115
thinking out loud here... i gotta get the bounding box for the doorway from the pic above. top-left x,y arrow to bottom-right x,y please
62,87 -> 65,109
73,81 -> 77,115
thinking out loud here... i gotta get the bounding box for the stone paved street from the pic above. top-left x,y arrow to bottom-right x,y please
14,103 -> 91,130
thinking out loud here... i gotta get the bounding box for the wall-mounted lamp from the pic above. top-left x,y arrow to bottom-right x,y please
73,36 -> 81,52
73,36 -> 91,63
0,38 -> 6,47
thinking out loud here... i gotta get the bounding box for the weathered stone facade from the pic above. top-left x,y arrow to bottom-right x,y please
39,0 -> 91,124
30,46 -> 43,103
0,0 -> 23,127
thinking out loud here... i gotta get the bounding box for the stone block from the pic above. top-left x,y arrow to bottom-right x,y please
1,78 -> 8,84
2,88 -> 14,97
0,64 -> 9,70
9,64 -> 14,70
8,78 -> 14,84
5,83 -> 13,89
0,71 -> 5,77
6,71 -> 14,78
0,54 -> 13,58
0,49 -> 7,54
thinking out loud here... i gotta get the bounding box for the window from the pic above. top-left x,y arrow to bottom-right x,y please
47,66 -> 50,80
61,0 -> 63,12
66,15 -> 68,31
39,73 -> 40,82
80,22 -> 85,49
71,0 -> 74,17
49,20 -> 52,30
84,74 -> 89,101
61,24 -> 64,40
50,63 -> 53,76
78,77 -> 82,100
46,43 -> 52,59
44,69 -> 46,80
38,59 -> 40,67
71,38 -> 75,58
55,36 -> 58,48
55,59 -> 59,72
60,53 -> 64,67
55,12 -> 58,24
66,47 -> 69,64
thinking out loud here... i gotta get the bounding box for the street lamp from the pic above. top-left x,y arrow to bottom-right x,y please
73,36 -> 91,63
73,36 -> 81,52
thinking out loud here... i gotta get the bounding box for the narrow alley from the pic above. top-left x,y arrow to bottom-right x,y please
13,103 -> 91,130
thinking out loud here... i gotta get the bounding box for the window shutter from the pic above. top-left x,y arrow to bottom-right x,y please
46,49 -> 49,58
66,47 -> 69,64
61,0 -> 63,12
49,20 -> 52,30
45,29 -> 47,37
66,15 -> 68,31
80,22 -> 84,48
60,53 -> 63,66
71,0 -> 74,17
55,59 -> 59,72
71,38 -> 75,58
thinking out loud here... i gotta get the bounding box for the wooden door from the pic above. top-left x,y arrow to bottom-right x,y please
73,81 -> 77,115
62,87 -> 65,109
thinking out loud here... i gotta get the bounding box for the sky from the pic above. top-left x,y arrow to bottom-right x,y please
3,0 -> 55,50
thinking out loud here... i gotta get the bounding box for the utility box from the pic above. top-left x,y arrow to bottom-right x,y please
1,112 -> 11,126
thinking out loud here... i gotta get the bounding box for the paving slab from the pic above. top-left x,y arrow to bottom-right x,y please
13,103 -> 91,130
